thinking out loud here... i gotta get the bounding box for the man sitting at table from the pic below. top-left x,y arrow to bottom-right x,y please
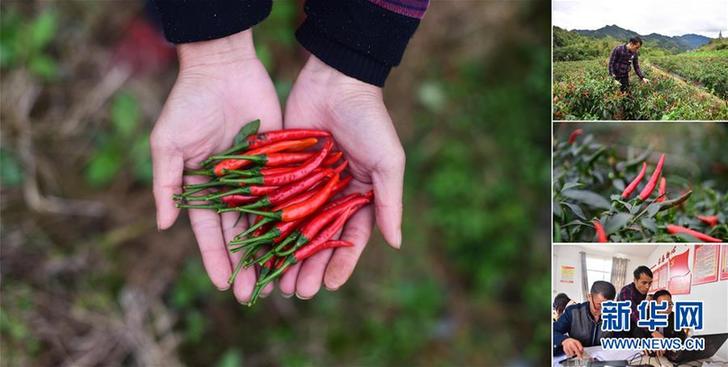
553,281 -> 617,357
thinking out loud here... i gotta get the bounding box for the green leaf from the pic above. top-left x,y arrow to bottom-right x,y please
111,92 -> 139,139
645,203 -> 661,218
641,218 -> 657,233
562,201 -> 586,220
0,149 -> 23,186
130,136 -> 152,184
561,181 -> 582,192
604,213 -> 631,234
216,349 -> 243,367
29,10 -> 57,51
417,81 -> 447,112
234,119 -> 260,145
85,143 -> 122,187
562,189 -> 611,209
553,200 -> 563,218
28,54 -> 57,79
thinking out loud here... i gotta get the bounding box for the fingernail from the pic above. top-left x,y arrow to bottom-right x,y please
394,229 -> 402,249
217,284 -> 230,291
324,284 -> 340,292
281,292 -> 293,298
295,293 -> 312,300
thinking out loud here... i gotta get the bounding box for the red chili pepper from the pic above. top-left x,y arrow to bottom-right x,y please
568,129 -> 583,144
246,129 -> 330,151
252,206 -> 360,297
233,175 -> 353,243
219,139 -> 334,186
260,193 -> 371,262
593,219 -> 608,243
212,138 -> 319,176
322,151 -> 343,166
656,177 -> 667,203
621,162 -> 647,199
697,215 -> 719,227
221,168 -> 336,212
221,194 -> 258,207
232,173 -> 341,223
666,224 -> 721,243
638,153 -> 665,201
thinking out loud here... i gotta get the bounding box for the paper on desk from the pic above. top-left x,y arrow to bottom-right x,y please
583,345 -> 641,361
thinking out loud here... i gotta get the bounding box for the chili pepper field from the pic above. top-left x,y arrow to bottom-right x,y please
553,122 -> 728,243
1,1 -> 551,366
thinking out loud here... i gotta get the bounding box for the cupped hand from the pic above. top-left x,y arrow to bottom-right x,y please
151,30 -> 281,303
278,56 -> 405,299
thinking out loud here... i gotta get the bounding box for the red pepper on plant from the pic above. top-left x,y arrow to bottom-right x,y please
638,153 -> 666,201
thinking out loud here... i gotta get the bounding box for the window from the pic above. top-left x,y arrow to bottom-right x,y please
586,255 -> 612,286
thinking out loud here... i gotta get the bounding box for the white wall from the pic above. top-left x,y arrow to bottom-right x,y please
552,245 -> 649,303
645,245 -> 728,361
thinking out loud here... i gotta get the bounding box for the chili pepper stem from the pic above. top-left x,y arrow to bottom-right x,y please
218,199 -> 269,212
222,169 -> 258,177
256,258 -> 294,287
231,217 -> 273,241
183,169 -> 213,176
208,154 -> 266,162
183,181 -> 227,190
224,207 -> 279,219
229,232 -> 274,246
274,234 -> 301,256
228,257 -> 246,285
176,203 -> 221,210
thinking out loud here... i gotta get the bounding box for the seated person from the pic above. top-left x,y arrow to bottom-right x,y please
553,281 -> 617,357
553,293 -> 576,321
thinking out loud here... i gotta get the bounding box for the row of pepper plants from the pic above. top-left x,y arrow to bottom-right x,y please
553,129 -> 727,242
552,59 -> 728,120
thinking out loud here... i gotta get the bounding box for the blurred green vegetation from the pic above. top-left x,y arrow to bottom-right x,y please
1,1 -> 550,366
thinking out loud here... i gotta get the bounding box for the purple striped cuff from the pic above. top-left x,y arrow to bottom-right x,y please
367,0 -> 429,19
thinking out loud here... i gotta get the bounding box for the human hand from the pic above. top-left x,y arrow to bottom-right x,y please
562,338 -> 584,358
278,56 -> 405,299
151,30 -> 282,303
642,78 -> 650,84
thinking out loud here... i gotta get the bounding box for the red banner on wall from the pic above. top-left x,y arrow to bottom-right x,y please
669,250 -> 691,295
693,245 -> 719,285
720,245 -> 728,281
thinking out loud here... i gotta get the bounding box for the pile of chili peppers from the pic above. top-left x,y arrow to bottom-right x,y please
173,120 -> 373,305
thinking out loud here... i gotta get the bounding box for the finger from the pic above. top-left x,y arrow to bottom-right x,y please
323,205 -> 374,290
295,248 -> 334,300
188,208 -> 232,290
151,136 -> 183,230
372,150 -> 405,249
221,212 -> 256,304
183,175 -> 231,290
278,262 -> 302,297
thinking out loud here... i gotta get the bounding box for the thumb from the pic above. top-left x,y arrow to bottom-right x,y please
151,136 -> 184,230
372,148 -> 405,249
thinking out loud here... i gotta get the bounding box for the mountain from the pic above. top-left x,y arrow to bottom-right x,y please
572,25 -> 711,51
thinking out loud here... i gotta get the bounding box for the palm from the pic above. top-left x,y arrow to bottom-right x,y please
152,57 -> 282,303
278,56 -> 405,299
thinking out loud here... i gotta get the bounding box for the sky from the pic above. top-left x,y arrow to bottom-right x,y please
553,0 -> 728,38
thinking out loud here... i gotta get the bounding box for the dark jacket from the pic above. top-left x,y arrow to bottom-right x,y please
553,302 -> 613,355
608,44 -> 645,79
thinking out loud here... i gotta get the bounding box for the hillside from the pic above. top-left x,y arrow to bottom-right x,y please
570,25 -> 711,52
553,26 -> 676,61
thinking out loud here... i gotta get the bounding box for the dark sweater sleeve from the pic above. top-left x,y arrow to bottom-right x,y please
295,0 -> 429,87
153,0 -> 272,44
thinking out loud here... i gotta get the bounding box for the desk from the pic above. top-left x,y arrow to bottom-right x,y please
554,346 -> 728,367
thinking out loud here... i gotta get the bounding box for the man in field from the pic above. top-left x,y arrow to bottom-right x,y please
608,36 -> 650,92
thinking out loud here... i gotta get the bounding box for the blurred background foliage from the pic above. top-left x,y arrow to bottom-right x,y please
1,1 -> 550,366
